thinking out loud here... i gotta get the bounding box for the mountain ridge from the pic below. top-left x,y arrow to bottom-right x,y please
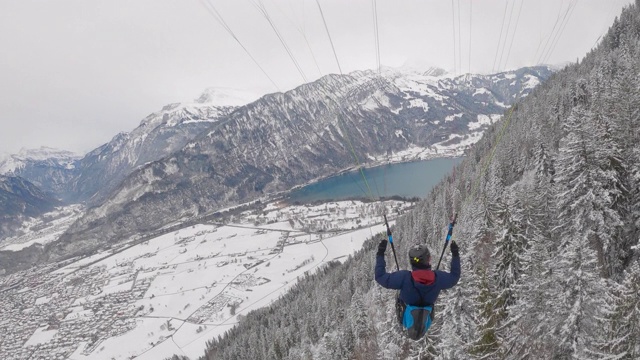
0,66 -> 551,273
1,89 -> 251,205
50,66 -> 551,263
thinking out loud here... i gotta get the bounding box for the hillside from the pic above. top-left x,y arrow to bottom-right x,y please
0,91 -> 246,204
0,147 -> 80,201
202,3 -> 640,359
0,176 -> 59,240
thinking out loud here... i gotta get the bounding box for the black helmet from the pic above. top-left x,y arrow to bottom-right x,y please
409,244 -> 431,268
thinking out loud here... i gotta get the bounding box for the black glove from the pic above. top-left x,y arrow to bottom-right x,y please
377,240 -> 388,256
450,241 -> 459,257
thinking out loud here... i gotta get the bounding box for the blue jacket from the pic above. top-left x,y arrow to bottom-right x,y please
375,254 -> 461,305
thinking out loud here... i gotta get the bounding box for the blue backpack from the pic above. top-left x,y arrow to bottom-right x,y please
395,277 -> 434,340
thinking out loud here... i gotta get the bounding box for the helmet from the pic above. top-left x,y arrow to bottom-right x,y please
409,244 -> 431,268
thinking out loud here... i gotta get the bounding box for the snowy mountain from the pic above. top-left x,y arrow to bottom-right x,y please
67,96 -> 240,204
202,4 -> 640,359
0,147 -> 79,175
0,175 -> 59,240
3,89 -> 253,205
194,87 -> 261,106
0,147 -> 81,199
48,66 -> 550,263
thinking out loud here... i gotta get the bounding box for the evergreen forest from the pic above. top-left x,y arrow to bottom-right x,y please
202,2 -> 640,359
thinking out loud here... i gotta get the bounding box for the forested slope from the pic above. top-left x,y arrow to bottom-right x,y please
202,2 -> 640,359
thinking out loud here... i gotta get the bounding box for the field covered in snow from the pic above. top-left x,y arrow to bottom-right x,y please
3,199 -> 412,360
0,205 -> 84,251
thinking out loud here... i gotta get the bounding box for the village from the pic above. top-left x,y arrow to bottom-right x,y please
0,199 -> 412,360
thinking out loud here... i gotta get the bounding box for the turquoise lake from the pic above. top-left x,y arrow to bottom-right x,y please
287,157 -> 463,203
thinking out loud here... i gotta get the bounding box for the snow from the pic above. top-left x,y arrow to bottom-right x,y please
408,98 -> 430,111
523,74 -> 541,89
429,130 -> 488,155
72,297 -> 90,306
68,318 -> 185,360
100,279 -> 134,296
181,119 -> 218,125
468,114 -> 502,130
445,113 -> 463,122
0,147 -> 80,174
393,75 -> 447,102
472,88 -> 490,96
12,147 -> 79,162
35,296 -> 51,305
0,156 -> 21,174
23,326 -> 59,347
64,309 -> 94,321
163,160 -> 180,176
194,87 -> 260,107
57,199 -> 408,360
136,88 -> 249,132
370,143 -> 462,162
361,90 -> 399,114
51,251 -> 116,275
382,66 -> 461,104
0,205 -> 84,251
361,97 -> 379,111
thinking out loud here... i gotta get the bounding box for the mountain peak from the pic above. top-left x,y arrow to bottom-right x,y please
398,58 -> 449,77
0,147 -> 81,175
15,146 -> 81,161
194,87 -> 260,107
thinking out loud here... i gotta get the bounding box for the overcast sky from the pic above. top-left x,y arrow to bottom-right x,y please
0,0 -> 633,156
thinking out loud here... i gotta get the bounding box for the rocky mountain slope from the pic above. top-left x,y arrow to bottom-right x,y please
0,88 -> 256,205
0,175 -> 59,240
68,100 -> 238,205
50,66 -> 551,261
0,148 -> 81,200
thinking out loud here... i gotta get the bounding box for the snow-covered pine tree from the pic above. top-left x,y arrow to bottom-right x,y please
491,192 -> 526,309
468,270 -> 502,359
608,59 -> 640,267
547,230 -> 606,358
597,262 -> 640,359
436,205 -> 479,359
547,102 -> 609,358
591,108 -> 629,277
505,151 -> 559,357
508,234 -> 556,358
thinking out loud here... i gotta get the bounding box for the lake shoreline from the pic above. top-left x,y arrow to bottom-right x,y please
285,155 -> 464,205
286,151 -> 464,195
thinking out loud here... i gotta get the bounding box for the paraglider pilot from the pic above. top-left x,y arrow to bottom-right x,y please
375,239 -> 461,324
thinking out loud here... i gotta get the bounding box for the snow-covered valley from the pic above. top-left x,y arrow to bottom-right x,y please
0,199 -> 412,360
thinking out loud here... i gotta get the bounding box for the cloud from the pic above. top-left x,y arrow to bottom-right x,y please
0,0 -> 632,155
